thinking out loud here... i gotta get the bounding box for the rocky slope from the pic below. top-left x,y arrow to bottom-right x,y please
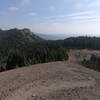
0,28 -> 43,42
0,28 -> 43,56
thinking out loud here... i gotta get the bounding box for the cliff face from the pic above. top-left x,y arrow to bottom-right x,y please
0,28 -> 43,42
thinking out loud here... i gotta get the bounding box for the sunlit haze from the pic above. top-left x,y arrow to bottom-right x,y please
0,0 -> 100,36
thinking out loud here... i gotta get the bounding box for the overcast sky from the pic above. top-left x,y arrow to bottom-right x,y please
0,0 -> 100,36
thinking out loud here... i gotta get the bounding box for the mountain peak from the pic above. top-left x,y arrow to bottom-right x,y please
20,28 -> 33,36
0,28 -> 43,50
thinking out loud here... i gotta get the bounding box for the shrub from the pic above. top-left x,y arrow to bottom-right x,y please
6,49 -> 25,70
81,55 -> 100,72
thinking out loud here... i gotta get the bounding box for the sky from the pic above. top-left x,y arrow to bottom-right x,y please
0,0 -> 100,36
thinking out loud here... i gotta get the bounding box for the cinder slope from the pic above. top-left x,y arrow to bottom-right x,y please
0,50 -> 100,100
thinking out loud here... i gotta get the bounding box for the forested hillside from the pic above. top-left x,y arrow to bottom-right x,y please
1,28 -> 100,72
63,37 -> 100,49
0,28 -> 43,56
0,28 -> 68,72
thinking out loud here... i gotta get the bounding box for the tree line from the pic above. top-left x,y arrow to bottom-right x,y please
1,36 -> 100,72
0,47 -> 69,72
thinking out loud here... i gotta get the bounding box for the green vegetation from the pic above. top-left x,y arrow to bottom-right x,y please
0,48 -> 68,72
62,37 -> 100,49
81,55 -> 100,72
0,28 -> 69,72
6,50 -> 25,70
1,28 -> 100,72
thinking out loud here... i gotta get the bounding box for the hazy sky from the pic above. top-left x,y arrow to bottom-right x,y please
0,0 -> 100,35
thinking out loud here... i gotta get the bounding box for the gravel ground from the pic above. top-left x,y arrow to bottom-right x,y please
0,50 -> 100,100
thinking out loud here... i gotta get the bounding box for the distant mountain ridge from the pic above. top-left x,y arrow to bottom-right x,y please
0,28 -> 43,56
1,28 -> 100,57
0,28 -> 43,42
35,33 -> 79,40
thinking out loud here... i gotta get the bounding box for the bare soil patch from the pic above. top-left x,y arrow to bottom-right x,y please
0,50 -> 100,100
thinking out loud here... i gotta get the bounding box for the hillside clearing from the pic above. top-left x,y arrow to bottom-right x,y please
0,50 -> 100,100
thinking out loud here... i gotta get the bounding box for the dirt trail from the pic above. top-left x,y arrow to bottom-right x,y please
0,50 -> 100,100
6,79 -> 96,100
